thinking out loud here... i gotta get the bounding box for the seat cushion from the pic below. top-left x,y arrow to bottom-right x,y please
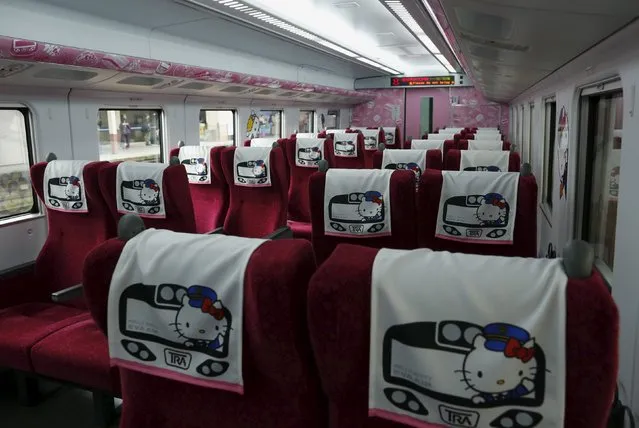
31,318 -> 120,394
288,220 -> 312,241
0,303 -> 89,371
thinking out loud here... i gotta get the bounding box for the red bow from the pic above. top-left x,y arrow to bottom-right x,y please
491,199 -> 506,209
504,338 -> 535,363
201,297 -> 225,320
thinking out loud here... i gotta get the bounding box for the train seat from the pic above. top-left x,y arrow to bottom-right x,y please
82,221 -> 326,428
380,126 -> 402,149
285,136 -> 331,240
325,131 -> 366,169
445,149 -> 521,172
372,148 -> 443,172
411,138 -> 456,159
98,162 -> 197,233
309,168 -> 418,265
458,139 -> 512,151
360,128 -> 385,168
169,146 -> 229,233
307,243 -> 618,428
417,170 -> 537,257
220,146 -> 289,238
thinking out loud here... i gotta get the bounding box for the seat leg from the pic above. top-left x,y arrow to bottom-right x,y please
92,391 -> 116,428
14,371 -> 40,406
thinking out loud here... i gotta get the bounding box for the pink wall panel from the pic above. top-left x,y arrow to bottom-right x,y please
351,88 -> 405,128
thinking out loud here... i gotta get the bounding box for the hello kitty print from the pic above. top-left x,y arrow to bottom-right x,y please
178,145 -> 211,185
331,133 -> 359,158
324,169 -> 393,237
295,137 -> 325,168
369,248 -> 567,428
233,146 -> 272,187
43,160 -> 91,213
108,229 -> 266,393
436,171 -> 519,244
116,162 -> 168,218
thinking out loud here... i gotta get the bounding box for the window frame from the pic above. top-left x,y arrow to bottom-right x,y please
542,98 -> 557,213
199,109 -> 237,146
0,107 -> 39,224
97,108 -> 165,163
575,79 -> 623,279
528,102 -> 535,164
299,110 -> 315,133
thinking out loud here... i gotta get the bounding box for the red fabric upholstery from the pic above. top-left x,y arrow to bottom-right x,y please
170,147 -> 229,233
444,149 -> 521,172
372,150 -> 442,170
30,318 -> 120,393
325,132 -> 366,169
309,170 -> 418,265
220,146 -> 288,238
288,220 -> 312,241
417,170 -> 538,257
84,238 -> 326,428
99,163 -> 196,233
0,265 -> 37,310
307,244 -> 618,428
0,303 -> 88,371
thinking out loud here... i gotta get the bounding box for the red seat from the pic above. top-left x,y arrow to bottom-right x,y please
360,129 -> 385,168
417,170 -> 537,257
444,149 -> 521,172
309,169 -> 418,265
220,146 -> 288,238
458,139 -> 512,151
170,146 -> 229,233
372,149 -> 443,170
99,163 -> 196,233
0,161 -> 113,372
381,126 -> 402,149
83,236 -> 326,428
284,137 -> 331,240
325,131 -> 366,169
307,244 -> 618,428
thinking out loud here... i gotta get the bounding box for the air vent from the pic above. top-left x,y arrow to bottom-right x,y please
333,1 -> 359,8
154,79 -> 185,90
117,76 -> 164,86
33,68 -> 98,81
0,63 -> 32,78
300,94 -> 316,99
278,91 -> 299,97
219,85 -> 248,93
179,82 -> 214,90
455,9 -> 514,41
254,89 -> 276,96
461,32 -> 529,52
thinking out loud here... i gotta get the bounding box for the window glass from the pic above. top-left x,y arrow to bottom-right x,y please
97,109 -> 163,162
528,104 -> 534,163
544,101 -> 557,209
299,110 -> 314,133
246,110 -> 282,138
582,91 -> 623,270
200,110 -> 235,146
0,109 -> 36,220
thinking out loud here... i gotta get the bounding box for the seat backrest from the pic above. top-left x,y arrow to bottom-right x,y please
307,243 -> 618,428
220,146 -> 288,237
309,169 -> 418,264
30,161 -> 114,296
285,137 -> 330,223
380,126 -> 402,149
361,128 -> 385,168
170,146 -> 229,233
458,140 -> 511,151
444,149 -> 521,172
324,131 -> 366,169
99,163 -> 196,233
83,236 -> 326,428
372,149 -> 443,170
417,170 -> 537,257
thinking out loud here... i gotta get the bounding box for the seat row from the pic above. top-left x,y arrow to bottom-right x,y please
80,217 -> 617,428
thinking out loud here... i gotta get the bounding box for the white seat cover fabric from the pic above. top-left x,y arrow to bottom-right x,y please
362,129 -> 381,151
436,171 -> 519,244
116,162 -> 168,218
332,133 -> 359,158
295,138 -> 325,168
411,139 -> 445,153
250,138 -> 277,148
233,147 -> 272,187
108,229 -> 266,394
382,149 -> 426,183
468,140 -> 504,151
460,150 -> 510,172
324,169 -> 393,237
369,248 -> 567,428
43,160 -> 91,213
296,132 -> 318,138
382,127 -> 397,147
178,146 -> 212,185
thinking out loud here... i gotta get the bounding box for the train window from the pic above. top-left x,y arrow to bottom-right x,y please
0,108 -> 36,221
200,110 -> 235,146
577,86 -> 623,274
299,110 -> 314,133
520,105 -> 525,152
97,109 -> 163,162
543,100 -> 557,211
528,103 -> 535,163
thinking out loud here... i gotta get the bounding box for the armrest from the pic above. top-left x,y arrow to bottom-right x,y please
51,284 -> 84,303
264,226 -> 293,240
207,227 -> 225,235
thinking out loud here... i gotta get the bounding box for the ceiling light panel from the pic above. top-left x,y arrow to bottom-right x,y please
384,1 -> 440,54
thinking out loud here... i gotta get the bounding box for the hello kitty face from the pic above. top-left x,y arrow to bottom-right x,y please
476,193 -> 507,225
358,191 -> 383,220
336,141 -> 355,155
308,148 -> 321,160
139,179 -> 160,204
193,159 -> 206,175
385,132 -> 394,145
64,176 -> 81,199
364,137 -> 377,149
174,294 -> 228,349
252,161 -> 266,177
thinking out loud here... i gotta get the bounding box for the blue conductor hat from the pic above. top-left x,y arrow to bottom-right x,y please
482,323 -> 531,352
